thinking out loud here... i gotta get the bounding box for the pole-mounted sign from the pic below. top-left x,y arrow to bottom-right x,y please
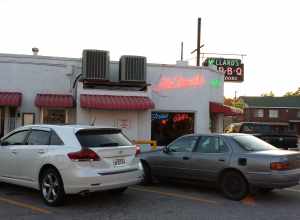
203,57 -> 244,82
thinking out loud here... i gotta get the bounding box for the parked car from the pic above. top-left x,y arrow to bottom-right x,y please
225,122 -> 299,150
140,133 -> 300,201
0,125 -> 143,206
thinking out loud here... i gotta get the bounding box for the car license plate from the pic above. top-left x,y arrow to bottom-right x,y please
113,158 -> 126,166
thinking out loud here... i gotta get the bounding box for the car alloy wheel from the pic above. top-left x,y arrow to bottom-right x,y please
40,168 -> 65,206
220,170 -> 249,201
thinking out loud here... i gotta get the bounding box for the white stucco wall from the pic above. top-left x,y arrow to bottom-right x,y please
146,64 -> 224,133
0,54 -> 79,133
0,53 -> 224,138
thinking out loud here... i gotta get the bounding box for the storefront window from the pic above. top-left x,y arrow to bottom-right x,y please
43,109 -> 66,124
151,112 -> 194,146
22,113 -> 35,126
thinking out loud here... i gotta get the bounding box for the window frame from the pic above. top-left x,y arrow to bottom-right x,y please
22,113 -> 35,126
254,109 -> 264,118
269,109 -> 279,118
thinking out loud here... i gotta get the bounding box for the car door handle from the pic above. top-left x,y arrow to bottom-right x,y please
38,149 -> 45,154
11,150 -> 17,154
182,156 -> 190,160
218,158 -> 225,162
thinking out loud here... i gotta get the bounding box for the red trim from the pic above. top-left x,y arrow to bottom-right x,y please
210,102 -> 243,116
35,94 -> 74,108
0,92 -> 22,107
80,94 -> 155,110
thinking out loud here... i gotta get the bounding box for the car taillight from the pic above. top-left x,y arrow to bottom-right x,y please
270,162 -> 289,171
68,149 -> 100,161
135,145 -> 141,156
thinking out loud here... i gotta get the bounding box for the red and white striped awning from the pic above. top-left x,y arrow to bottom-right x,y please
35,94 -> 74,108
80,94 -> 155,110
210,102 -> 243,116
0,92 -> 22,107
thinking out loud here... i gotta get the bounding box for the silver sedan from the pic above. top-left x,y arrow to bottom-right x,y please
140,133 -> 300,200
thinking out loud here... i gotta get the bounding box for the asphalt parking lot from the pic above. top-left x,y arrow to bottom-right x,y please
1,181 -> 300,220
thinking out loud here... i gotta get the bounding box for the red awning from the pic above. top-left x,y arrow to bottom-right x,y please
0,92 -> 22,107
35,94 -> 74,108
80,94 -> 155,110
210,102 -> 243,116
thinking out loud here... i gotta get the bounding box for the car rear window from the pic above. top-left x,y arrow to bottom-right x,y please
76,129 -> 132,148
232,135 -> 277,151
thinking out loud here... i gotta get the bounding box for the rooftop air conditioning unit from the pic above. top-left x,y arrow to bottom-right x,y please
119,55 -> 146,83
82,50 -> 109,80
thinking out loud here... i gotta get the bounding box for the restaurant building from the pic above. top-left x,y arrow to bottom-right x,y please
0,51 -> 238,145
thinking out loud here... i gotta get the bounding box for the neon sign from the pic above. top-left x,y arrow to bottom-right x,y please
151,112 -> 169,121
203,58 -> 244,82
173,113 -> 189,123
153,74 -> 205,92
210,79 -> 221,88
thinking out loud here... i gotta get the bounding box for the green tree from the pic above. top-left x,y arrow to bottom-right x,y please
284,87 -> 300,96
261,91 -> 275,97
224,97 -> 245,109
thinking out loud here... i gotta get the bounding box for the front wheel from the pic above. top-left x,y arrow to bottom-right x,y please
220,171 -> 249,201
40,168 -> 65,206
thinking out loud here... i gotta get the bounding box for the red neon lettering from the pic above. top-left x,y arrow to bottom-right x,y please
153,74 -> 205,92
227,67 -> 233,75
236,67 -> 242,76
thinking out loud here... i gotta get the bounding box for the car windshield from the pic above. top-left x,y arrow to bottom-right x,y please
232,135 -> 278,151
76,129 -> 132,148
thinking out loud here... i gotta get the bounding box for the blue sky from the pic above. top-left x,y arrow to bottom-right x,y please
1,0 -> 299,97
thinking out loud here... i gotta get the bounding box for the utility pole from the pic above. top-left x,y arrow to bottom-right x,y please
181,42 -> 183,61
196,17 -> 201,66
191,18 -> 204,66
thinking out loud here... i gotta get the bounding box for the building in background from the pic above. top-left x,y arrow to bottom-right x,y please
0,51 -> 237,145
241,96 -> 300,135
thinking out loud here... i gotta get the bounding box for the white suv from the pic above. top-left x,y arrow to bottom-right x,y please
0,125 -> 143,206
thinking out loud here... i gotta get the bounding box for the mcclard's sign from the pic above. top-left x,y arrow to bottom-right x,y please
203,57 -> 244,82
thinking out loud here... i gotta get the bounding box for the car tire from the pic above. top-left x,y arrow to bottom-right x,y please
220,170 -> 249,201
40,168 -> 65,207
109,187 -> 128,195
140,162 -> 152,185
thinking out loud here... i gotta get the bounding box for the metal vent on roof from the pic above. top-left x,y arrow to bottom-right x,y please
82,50 -> 109,80
119,56 -> 146,83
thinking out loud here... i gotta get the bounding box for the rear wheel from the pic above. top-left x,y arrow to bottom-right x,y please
220,170 -> 249,201
109,187 -> 128,195
140,162 -> 152,185
40,168 -> 65,206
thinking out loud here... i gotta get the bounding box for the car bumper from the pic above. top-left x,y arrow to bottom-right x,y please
247,169 -> 300,188
61,167 -> 143,194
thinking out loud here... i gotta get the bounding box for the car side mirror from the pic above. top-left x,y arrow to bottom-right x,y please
163,147 -> 170,154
